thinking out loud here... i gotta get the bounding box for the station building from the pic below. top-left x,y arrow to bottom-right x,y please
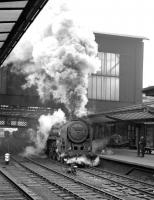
86,101 -> 154,150
143,86 -> 154,99
86,32 -> 154,150
87,32 -> 146,113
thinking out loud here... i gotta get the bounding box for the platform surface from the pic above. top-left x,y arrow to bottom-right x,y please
100,148 -> 154,169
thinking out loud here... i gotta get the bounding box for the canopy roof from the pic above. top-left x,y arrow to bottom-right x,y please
0,0 -> 48,66
1,102 -> 154,124
86,101 -> 154,124
0,104 -> 53,119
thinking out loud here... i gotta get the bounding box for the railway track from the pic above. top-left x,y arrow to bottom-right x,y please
78,166 -> 154,200
0,165 -> 39,200
83,166 -> 154,192
1,156 -> 154,200
1,156 -> 124,200
29,157 -> 154,200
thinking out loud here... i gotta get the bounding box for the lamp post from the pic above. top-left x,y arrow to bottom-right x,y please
4,131 -> 10,165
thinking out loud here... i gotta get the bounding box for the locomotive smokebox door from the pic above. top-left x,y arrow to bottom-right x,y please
67,121 -> 89,143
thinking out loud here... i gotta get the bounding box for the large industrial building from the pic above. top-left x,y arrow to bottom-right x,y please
88,32 -> 146,113
0,32 -> 146,112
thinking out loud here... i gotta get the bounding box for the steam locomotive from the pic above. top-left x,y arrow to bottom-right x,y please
46,119 -> 93,161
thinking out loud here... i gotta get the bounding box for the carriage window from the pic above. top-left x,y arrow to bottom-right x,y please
80,146 -> 84,150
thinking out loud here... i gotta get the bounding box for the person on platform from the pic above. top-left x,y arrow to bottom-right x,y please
139,136 -> 146,157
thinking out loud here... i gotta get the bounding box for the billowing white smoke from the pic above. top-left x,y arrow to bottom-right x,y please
22,109 -> 66,156
92,138 -> 109,154
65,155 -> 100,167
6,0 -> 100,118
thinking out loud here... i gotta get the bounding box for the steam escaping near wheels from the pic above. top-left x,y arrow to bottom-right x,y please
21,109 -> 66,157
65,154 -> 100,167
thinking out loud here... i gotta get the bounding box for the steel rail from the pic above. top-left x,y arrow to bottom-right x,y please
13,156 -> 125,200
78,167 -> 154,199
0,166 -> 40,200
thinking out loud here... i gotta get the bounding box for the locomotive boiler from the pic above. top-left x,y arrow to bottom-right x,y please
46,119 -> 93,160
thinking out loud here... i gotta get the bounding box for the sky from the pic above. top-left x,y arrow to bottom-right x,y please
7,0 -> 154,88
60,0 -> 154,88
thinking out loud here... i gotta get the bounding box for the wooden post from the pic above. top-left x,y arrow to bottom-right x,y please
136,126 -> 140,156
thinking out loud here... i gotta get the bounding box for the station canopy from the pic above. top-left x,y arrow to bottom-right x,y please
0,0 -> 53,120
86,101 -> 154,124
0,105 -> 53,119
0,0 -> 48,66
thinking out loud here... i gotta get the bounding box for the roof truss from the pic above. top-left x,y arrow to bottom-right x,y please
0,0 -> 48,66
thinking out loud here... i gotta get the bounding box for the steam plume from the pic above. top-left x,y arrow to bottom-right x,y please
6,0 -> 100,118
22,109 -> 66,156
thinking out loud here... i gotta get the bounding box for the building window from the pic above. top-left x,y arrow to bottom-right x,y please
88,52 -> 120,101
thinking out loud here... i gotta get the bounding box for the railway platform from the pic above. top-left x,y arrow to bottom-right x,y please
100,148 -> 154,170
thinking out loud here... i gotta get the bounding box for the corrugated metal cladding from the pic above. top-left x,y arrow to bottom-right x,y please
111,111 -> 154,121
0,105 -> 53,119
85,115 -> 115,124
88,116 -> 115,124
86,102 -> 154,123
86,111 -> 154,123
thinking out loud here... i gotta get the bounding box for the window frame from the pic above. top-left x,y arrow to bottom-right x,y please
88,52 -> 120,101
